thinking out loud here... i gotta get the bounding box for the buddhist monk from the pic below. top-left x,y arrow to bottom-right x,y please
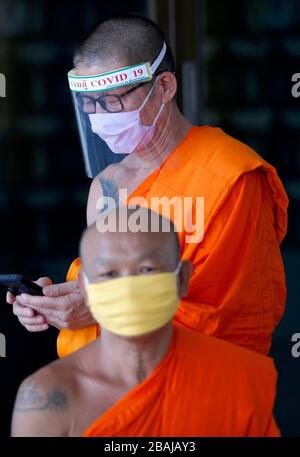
11,207 -> 279,437
9,14 -> 288,356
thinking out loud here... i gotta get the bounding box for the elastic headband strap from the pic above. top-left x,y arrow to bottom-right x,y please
151,42 -> 167,73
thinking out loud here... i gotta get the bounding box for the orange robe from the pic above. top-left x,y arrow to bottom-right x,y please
58,126 -> 288,357
82,325 -> 279,437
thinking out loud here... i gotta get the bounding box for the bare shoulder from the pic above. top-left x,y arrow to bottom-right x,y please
11,359 -> 73,437
87,165 -> 124,225
86,174 -> 103,226
87,164 -> 124,226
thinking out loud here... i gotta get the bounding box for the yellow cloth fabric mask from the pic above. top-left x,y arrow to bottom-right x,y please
85,266 -> 181,337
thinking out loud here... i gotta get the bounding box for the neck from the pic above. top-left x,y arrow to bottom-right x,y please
97,323 -> 173,387
129,105 -> 193,169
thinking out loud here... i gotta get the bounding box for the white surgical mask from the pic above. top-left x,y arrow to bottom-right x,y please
88,76 -> 165,154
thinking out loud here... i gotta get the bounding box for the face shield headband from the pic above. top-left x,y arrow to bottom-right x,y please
68,41 -> 167,93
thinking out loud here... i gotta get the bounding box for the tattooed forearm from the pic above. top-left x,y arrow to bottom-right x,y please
14,382 -> 69,413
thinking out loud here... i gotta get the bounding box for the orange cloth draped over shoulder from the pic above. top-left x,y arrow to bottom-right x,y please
82,325 -> 280,437
57,126 -> 288,358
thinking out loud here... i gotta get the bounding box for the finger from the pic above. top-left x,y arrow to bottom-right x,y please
13,302 -> 35,318
44,308 -> 93,330
43,281 -> 77,297
19,315 -> 47,325
16,303 -> 60,323
24,324 -> 49,332
26,307 -> 61,322
34,277 -> 53,288
16,294 -> 64,312
28,306 -> 74,327
6,291 -> 15,304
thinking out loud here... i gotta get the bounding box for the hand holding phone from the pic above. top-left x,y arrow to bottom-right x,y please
0,275 -> 43,297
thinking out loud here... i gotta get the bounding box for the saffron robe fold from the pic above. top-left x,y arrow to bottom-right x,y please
82,325 -> 279,437
57,126 -> 288,357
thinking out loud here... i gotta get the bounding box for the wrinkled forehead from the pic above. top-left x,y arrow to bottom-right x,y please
81,223 -> 177,269
84,226 -> 171,253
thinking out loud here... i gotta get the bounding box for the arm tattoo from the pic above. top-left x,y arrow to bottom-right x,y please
14,382 -> 69,413
99,176 -> 119,212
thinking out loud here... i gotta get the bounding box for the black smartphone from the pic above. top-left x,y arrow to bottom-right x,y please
0,274 -> 43,296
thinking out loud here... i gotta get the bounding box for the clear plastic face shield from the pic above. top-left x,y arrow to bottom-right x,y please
68,42 -> 167,178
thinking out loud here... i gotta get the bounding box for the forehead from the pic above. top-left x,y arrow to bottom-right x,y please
75,60 -> 127,77
83,228 -> 173,261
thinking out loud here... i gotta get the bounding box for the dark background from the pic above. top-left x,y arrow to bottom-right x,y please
0,0 -> 299,437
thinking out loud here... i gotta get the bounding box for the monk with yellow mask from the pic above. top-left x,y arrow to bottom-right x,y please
11,207 -> 280,437
9,14 -> 288,357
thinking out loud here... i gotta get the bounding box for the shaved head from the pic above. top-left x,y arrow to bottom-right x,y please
73,13 -> 175,74
80,206 -> 180,281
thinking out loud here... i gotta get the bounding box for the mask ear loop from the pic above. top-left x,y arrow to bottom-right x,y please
82,271 -> 90,286
152,99 -> 165,125
138,39 -> 167,111
174,260 -> 182,276
138,75 -> 165,130
174,260 -> 182,299
138,75 -> 161,112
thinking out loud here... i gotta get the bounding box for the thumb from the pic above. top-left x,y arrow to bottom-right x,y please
6,291 -> 15,305
35,277 -> 53,288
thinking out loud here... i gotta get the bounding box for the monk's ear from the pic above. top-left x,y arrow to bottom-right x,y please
158,71 -> 177,104
78,270 -> 89,307
177,260 -> 192,298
